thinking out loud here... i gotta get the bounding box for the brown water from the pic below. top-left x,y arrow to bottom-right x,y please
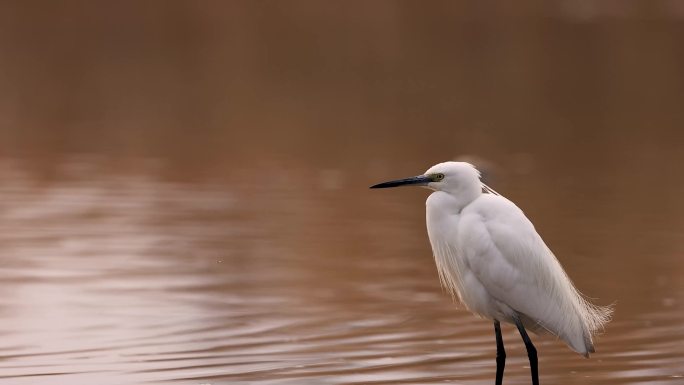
1,2 -> 684,384
0,150 -> 682,385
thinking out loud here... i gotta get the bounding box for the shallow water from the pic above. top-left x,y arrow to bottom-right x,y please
1,2 -> 684,384
0,152 -> 682,385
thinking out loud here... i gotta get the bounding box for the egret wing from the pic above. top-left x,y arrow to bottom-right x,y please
457,195 -> 610,355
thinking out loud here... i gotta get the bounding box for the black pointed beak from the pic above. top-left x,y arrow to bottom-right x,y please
370,175 -> 431,189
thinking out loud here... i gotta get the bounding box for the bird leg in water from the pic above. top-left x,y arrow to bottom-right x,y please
494,320 -> 505,385
515,317 -> 539,385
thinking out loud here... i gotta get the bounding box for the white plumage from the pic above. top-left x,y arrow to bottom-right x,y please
371,161 -> 612,384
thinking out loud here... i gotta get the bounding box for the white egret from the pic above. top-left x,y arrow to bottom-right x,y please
370,161 -> 612,385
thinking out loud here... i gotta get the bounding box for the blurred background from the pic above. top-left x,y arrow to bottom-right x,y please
0,1 -> 682,384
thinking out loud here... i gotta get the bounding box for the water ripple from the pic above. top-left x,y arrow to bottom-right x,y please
0,159 -> 682,384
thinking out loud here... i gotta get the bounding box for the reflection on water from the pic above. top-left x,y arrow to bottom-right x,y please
0,155 -> 682,385
1,2 -> 684,383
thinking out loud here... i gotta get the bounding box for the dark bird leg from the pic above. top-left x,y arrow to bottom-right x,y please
494,320 -> 506,385
515,317 -> 539,385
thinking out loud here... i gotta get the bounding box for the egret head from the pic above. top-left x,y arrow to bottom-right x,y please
370,161 -> 482,195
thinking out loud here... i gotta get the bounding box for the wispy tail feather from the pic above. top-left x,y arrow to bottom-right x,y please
578,300 -> 613,357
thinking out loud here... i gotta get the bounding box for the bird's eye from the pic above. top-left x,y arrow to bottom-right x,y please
433,173 -> 445,181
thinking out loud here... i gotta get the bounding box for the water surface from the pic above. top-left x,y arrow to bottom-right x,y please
1,2 -> 683,384
0,152 -> 682,385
